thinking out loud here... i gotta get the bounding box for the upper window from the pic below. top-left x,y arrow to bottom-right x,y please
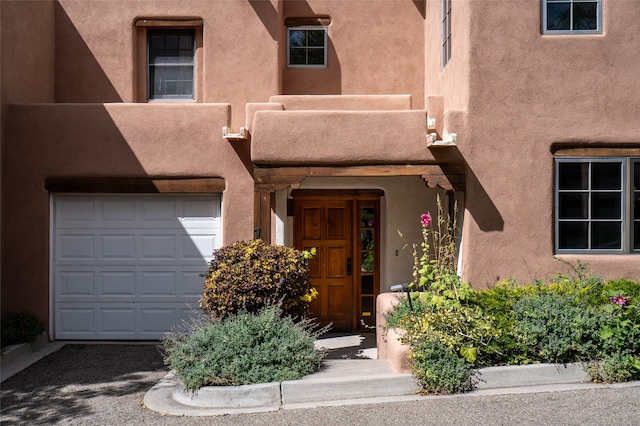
555,158 -> 639,253
287,26 -> 327,68
542,0 -> 602,34
147,29 -> 195,100
442,0 -> 452,68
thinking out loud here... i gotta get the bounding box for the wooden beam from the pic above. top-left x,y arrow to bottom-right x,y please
254,164 -> 465,192
45,177 -> 225,193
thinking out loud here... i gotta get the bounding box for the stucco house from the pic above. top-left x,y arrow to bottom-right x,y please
1,0 -> 638,340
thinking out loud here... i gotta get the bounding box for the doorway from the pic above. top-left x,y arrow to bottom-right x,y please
292,190 -> 382,331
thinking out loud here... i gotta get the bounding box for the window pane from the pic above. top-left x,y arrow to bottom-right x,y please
361,207 -> 375,226
289,30 -> 306,47
547,3 -> 571,30
361,252 -> 374,272
361,275 -> 374,294
289,49 -> 306,65
307,30 -> 324,46
559,193 -> 588,219
592,163 -> 621,190
308,48 -> 325,65
148,30 -> 194,100
558,162 -> 588,190
573,2 -> 597,30
591,222 -> 622,250
634,162 -> 640,190
559,221 -> 588,249
635,222 -> 640,250
361,230 -> 374,250
591,193 -> 621,219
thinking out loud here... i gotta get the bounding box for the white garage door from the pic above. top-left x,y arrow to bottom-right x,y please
53,194 -> 221,340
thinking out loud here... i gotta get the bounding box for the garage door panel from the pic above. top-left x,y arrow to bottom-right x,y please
99,308 -> 136,335
181,197 -> 221,220
182,271 -> 206,297
58,234 -> 96,260
140,234 -> 178,260
57,197 -> 95,225
182,233 -> 219,259
140,198 -> 178,223
54,194 -> 221,340
100,198 -> 136,223
100,234 -> 136,260
101,271 -> 136,297
57,307 -> 95,337
58,270 -> 96,297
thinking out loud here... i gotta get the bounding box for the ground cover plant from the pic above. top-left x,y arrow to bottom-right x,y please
162,306 -> 326,390
163,240 -> 326,390
386,200 -> 640,394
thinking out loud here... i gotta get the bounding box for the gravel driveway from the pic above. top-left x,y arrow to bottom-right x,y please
1,344 -> 639,425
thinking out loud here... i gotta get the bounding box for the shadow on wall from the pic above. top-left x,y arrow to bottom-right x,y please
432,147 -> 504,232
249,0 -> 280,40
413,0 -> 426,19
54,2 -> 123,102
282,0 -> 342,95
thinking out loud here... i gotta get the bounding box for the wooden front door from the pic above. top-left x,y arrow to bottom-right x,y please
293,190 -> 381,331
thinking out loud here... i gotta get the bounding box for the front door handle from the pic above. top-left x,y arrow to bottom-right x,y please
346,257 -> 352,276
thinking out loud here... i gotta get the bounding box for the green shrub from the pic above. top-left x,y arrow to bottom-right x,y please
199,239 -> 316,319
1,311 -> 45,348
585,353 -> 640,383
512,292 -> 605,363
389,243 -> 640,391
409,338 -> 477,394
162,306 -> 326,390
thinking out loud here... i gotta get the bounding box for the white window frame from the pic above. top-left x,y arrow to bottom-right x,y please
441,0 -> 452,68
555,157 -> 639,254
147,29 -> 196,101
286,26 -> 328,69
542,0 -> 602,35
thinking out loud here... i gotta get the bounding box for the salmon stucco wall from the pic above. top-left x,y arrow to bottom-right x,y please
1,0 -> 56,103
457,1 -> 640,286
282,0 -> 425,106
1,103 -> 254,324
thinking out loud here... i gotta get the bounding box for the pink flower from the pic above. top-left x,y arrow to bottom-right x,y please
420,213 -> 431,227
610,294 -> 628,306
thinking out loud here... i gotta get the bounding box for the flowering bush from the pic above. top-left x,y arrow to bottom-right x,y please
387,252 -> 640,392
411,194 -> 460,294
200,239 -> 317,319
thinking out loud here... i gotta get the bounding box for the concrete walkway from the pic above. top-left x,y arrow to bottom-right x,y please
144,357 -> 633,417
3,337 -> 639,420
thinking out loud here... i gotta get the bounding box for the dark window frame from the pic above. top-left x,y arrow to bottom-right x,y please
555,157 -> 639,253
147,29 -> 196,101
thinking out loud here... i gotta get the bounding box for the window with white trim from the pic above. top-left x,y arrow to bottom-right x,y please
555,158 -> 639,253
542,0 -> 602,34
442,0 -> 452,68
148,29 -> 195,100
287,26 -> 327,68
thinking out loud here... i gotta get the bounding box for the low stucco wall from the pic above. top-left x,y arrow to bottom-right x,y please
376,292 -> 410,373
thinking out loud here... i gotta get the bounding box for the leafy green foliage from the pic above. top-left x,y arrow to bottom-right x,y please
512,293 -> 605,363
387,255 -> 640,392
200,239 -> 317,319
162,306 -> 326,390
1,311 -> 45,348
585,353 -> 640,383
409,338 -> 478,394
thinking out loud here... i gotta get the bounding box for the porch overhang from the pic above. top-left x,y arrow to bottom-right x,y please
249,108 -> 465,192
254,164 -> 465,192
